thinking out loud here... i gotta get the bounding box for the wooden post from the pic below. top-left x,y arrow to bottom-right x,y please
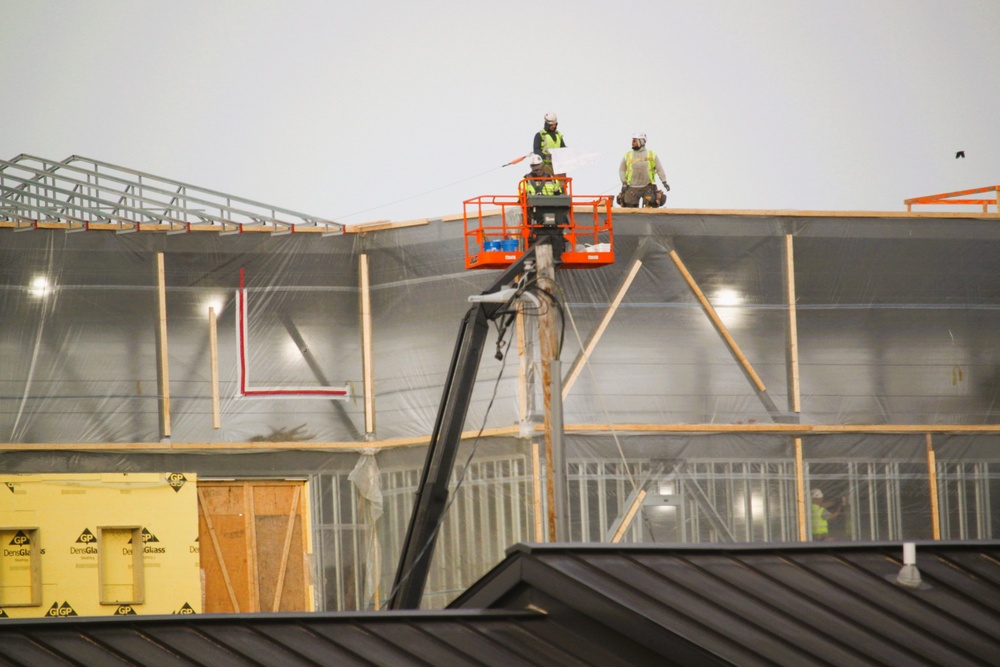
786,236 -> 807,541
371,531 -> 382,611
155,253 -> 171,438
536,243 -> 559,541
926,433 -> 941,540
245,484 -> 260,611
272,486 -> 301,611
359,254 -> 376,436
197,489 -> 240,612
669,249 -> 767,393
794,437 -> 807,541
209,306 -> 220,429
611,489 -> 647,543
784,235 -> 801,414
562,258 -> 643,400
531,442 -> 544,541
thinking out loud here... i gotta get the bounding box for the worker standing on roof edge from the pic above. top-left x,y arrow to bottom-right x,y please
618,132 -> 669,208
533,112 -> 566,176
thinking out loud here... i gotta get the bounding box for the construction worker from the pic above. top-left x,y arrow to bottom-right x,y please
522,154 -> 568,248
522,153 -> 563,197
532,112 -> 566,176
810,488 -> 843,541
618,132 -> 669,208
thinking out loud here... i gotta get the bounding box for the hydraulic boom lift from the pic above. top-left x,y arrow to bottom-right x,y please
388,179 -> 614,609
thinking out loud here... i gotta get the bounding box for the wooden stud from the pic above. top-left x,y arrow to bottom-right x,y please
562,258 -> 643,400
8,422 -> 1000,453
794,438 -> 807,542
209,307 -> 220,429
926,433 -> 941,540
245,484 -> 260,611
531,442 -> 544,541
197,488 -> 240,612
299,481 -> 314,611
359,254 -> 376,435
669,249 -> 767,393
271,486 -> 301,611
10,206 -> 1000,237
371,531 -> 382,611
784,235 -> 801,414
155,253 -> 171,437
611,489 -> 647,544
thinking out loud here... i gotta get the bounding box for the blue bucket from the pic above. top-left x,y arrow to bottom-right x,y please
500,239 -> 519,252
483,240 -> 501,252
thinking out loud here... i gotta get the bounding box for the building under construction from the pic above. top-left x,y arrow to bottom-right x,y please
2,154 -> 1000,625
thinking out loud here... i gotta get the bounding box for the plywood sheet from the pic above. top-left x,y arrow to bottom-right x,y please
198,480 -> 310,613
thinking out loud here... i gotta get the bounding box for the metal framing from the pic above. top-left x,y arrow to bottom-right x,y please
308,449 -> 1000,609
0,154 -> 343,235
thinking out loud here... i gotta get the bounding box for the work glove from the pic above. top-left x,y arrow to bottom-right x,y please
662,182 -> 671,192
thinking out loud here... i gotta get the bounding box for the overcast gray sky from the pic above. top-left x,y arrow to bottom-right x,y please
2,0 -> 997,223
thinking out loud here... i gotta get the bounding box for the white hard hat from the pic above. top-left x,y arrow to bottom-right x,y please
544,112 -> 558,124
811,488 -> 823,500
528,153 -> 543,166
632,132 -> 647,141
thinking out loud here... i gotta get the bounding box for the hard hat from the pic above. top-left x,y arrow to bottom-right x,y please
632,132 -> 647,141
811,488 -> 823,500
528,153 -> 543,166
544,112 -> 558,124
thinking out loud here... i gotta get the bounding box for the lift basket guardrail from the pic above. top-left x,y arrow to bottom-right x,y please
463,177 -> 614,269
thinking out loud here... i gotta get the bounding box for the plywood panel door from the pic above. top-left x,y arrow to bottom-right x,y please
198,480 -> 311,613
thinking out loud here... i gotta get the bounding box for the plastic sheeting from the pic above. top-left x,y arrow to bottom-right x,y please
2,210 -> 1000,609
4,214 -> 1000,442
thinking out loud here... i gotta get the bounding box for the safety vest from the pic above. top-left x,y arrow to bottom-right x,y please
523,177 -> 561,196
623,149 -> 658,185
811,501 -> 828,537
539,131 -> 564,162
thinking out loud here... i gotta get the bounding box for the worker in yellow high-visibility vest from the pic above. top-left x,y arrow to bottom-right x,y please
521,153 -> 563,197
532,112 -> 566,176
618,132 -> 669,208
521,153 -> 568,248
810,487 -> 843,541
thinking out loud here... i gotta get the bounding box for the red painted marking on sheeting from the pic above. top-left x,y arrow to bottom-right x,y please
237,267 -> 349,398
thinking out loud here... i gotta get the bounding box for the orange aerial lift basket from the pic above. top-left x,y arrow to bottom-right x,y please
463,177 -> 614,270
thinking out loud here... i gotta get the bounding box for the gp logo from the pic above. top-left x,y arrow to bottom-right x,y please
46,602 -> 78,617
167,472 -> 187,492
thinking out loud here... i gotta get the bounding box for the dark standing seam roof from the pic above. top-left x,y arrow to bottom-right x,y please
2,543 -> 999,666
0,611 -> 554,667
453,541 -> 1000,667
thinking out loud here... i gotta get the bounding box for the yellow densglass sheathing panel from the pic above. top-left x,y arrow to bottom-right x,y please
0,473 -> 200,618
